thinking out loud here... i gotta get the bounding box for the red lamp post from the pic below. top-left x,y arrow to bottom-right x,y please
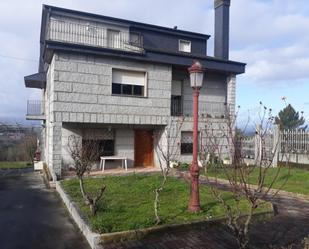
188,61 -> 204,212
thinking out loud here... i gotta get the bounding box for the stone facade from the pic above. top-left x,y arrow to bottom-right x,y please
42,51 -> 236,178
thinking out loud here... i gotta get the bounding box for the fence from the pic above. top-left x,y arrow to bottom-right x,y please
241,126 -> 309,166
47,19 -> 144,53
27,100 -> 44,116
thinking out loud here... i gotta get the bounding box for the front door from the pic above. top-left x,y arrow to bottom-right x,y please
134,130 -> 154,167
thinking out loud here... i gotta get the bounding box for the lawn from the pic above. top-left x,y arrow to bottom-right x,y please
61,174 -> 271,234
204,165 -> 309,195
0,161 -> 32,170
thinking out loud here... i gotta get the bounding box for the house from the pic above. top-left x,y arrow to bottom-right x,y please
24,0 -> 245,180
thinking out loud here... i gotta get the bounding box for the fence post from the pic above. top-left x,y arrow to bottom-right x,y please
272,124 -> 280,167
254,125 -> 262,166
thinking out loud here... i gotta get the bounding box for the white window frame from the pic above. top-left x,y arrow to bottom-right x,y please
179,39 -> 191,53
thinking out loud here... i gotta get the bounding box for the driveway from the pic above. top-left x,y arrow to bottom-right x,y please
0,170 -> 90,249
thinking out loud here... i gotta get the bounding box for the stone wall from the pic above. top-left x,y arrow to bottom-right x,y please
52,52 -> 172,125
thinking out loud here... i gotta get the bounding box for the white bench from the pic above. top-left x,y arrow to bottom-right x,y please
100,156 -> 128,171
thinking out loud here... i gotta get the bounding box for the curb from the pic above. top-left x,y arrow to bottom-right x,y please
55,182 -> 102,249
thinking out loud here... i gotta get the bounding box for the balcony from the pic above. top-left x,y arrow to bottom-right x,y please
26,100 -> 45,120
171,98 -> 228,118
47,19 -> 144,53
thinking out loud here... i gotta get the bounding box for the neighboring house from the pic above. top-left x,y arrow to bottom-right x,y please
25,0 -> 245,179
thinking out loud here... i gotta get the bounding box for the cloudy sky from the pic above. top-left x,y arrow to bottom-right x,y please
0,0 -> 308,125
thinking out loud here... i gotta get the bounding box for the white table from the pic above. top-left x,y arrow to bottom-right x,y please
100,156 -> 128,171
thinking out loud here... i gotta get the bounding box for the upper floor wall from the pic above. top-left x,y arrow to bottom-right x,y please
46,52 -> 172,126
43,6 -> 208,57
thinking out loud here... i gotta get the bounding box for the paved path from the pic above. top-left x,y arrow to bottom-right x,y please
0,171 -> 90,249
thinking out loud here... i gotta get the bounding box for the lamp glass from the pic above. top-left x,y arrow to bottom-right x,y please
190,71 -> 204,88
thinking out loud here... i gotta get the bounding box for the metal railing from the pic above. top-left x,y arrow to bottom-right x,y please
47,19 -> 144,53
171,99 -> 228,118
27,100 -> 44,116
181,100 -> 228,118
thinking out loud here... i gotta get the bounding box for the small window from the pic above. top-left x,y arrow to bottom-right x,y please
130,32 -> 141,46
181,131 -> 193,154
112,69 -> 146,97
179,40 -> 191,53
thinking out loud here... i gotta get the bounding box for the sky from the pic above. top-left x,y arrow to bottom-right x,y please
0,0 -> 308,126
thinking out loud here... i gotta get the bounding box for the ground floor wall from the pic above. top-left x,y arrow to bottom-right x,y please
41,117 -> 231,179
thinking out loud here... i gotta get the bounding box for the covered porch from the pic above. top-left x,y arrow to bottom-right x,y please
61,122 -> 165,174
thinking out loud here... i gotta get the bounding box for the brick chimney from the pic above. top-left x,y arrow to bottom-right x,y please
214,0 -> 230,60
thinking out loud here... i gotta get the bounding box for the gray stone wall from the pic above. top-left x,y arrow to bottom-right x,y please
51,52 -> 171,126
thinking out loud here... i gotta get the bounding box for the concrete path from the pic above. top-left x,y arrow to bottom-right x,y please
0,171 -> 90,249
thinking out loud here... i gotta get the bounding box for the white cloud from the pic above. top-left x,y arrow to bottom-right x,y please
229,0 -> 309,85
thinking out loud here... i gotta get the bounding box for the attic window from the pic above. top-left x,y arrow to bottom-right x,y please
179,40 -> 191,53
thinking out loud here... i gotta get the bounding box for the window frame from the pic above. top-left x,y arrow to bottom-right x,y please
180,131 -> 193,155
111,68 -> 147,98
178,39 -> 191,53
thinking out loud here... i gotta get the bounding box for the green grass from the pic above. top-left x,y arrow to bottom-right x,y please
61,174 -> 271,233
0,161 -> 32,169
205,166 -> 309,195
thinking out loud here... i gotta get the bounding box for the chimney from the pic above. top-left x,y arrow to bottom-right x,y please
214,0 -> 230,60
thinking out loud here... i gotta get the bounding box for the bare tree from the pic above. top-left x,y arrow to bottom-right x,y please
200,104 -> 291,249
21,134 -> 37,165
68,135 -> 106,216
153,116 -> 184,224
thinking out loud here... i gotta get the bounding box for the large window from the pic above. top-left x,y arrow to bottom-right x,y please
112,69 -> 146,97
82,139 -> 114,161
181,131 -> 193,154
179,40 -> 191,53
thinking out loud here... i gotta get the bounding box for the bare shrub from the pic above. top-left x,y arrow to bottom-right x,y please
68,135 -> 106,216
200,104 -> 291,249
153,117 -> 184,224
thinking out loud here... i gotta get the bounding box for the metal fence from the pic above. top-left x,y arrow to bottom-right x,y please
47,19 -> 144,53
27,100 -> 44,116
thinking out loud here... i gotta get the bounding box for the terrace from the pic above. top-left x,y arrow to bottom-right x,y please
46,18 -> 144,53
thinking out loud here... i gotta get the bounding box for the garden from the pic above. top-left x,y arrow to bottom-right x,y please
61,173 -> 272,234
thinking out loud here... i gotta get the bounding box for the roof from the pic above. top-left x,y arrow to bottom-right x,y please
42,5 -> 210,40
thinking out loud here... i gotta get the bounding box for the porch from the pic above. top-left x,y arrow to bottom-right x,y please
60,123 -> 165,174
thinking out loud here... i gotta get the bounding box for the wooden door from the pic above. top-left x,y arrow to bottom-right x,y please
134,130 -> 154,167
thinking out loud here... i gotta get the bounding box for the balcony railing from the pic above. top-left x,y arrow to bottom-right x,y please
171,98 -> 228,118
27,100 -> 45,118
47,19 -> 144,53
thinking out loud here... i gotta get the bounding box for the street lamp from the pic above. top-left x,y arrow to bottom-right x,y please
188,61 -> 204,212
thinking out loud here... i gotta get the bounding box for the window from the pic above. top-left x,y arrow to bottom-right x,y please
171,80 -> 183,116
171,95 -> 182,116
181,131 -> 193,154
82,139 -> 114,161
107,29 -> 121,48
112,69 -> 146,97
130,32 -> 141,46
179,40 -> 191,53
